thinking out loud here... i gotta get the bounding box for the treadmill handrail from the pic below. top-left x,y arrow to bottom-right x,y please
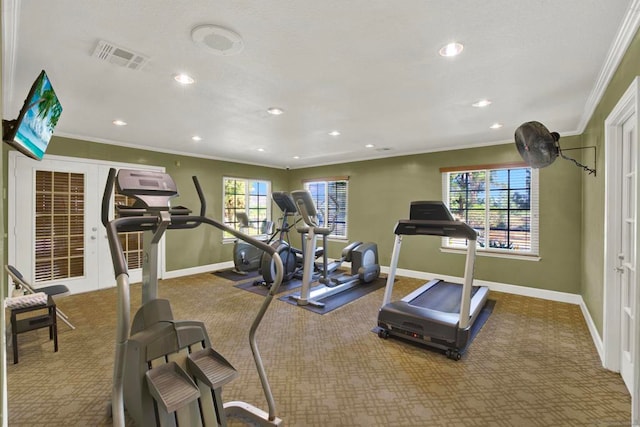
393,219 -> 477,240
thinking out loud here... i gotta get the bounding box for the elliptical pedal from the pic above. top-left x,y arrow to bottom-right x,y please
145,362 -> 201,414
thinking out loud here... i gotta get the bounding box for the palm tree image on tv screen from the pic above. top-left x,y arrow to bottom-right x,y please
13,71 -> 62,160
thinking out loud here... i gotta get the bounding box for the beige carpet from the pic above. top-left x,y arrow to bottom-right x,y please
6,273 -> 631,426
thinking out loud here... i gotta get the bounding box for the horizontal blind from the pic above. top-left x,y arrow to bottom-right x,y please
34,170 -> 85,282
444,166 -> 538,256
115,193 -> 143,270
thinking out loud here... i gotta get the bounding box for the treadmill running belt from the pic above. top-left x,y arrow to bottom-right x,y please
409,281 -> 480,313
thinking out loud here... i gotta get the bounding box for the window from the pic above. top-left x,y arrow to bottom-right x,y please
442,165 -> 539,257
223,177 -> 271,240
303,178 -> 349,239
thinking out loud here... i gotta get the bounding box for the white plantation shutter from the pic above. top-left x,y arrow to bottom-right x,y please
34,170 -> 85,282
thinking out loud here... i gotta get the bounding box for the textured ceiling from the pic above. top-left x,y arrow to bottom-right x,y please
2,0 -> 638,169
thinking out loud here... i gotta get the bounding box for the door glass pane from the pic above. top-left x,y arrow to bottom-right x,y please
34,170 -> 85,282
114,193 -> 143,270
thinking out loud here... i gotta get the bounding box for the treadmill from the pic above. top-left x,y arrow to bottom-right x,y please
377,201 -> 489,360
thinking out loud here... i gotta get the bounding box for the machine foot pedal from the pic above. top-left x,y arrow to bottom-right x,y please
145,361 -> 201,413
187,347 -> 239,389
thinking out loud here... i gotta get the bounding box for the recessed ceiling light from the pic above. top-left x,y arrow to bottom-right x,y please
191,135 -> 202,141
439,42 -> 464,57
174,73 -> 195,85
490,123 -> 503,129
472,99 -> 492,108
257,148 -> 265,152
329,130 -> 341,137
293,156 -> 300,159
365,144 -> 375,148
267,107 -> 284,115
112,119 -> 127,126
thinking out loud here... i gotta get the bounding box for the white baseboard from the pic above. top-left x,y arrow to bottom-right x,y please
579,298 -> 605,362
381,266 -> 604,362
166,262 -> 605,363
162,261 -> 234,279
384,266 -> 584,303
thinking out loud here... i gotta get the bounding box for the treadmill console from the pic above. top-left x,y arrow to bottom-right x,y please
395,201 -> 477,240
410,201 -> 454,221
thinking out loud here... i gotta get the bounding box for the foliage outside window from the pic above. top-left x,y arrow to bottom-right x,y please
303,179 -> 348,239
223,177 -> 271,240
442,166 -> 539,256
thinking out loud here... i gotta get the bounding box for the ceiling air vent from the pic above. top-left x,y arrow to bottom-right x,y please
92,40 -> 149,70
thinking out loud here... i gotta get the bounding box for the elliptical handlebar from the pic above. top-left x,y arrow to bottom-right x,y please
291,189 -> 336,235
103,168 -> 284,425
191,175 -> 207,217
101,168 -> 117,229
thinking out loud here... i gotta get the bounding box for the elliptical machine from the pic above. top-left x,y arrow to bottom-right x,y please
102,168 -> 284,426
257,191 -> 304,286
232,214 -> 275,274
288,189 -> 380,308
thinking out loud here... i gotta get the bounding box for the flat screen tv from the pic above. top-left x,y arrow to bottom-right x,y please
2,70 -> 63,160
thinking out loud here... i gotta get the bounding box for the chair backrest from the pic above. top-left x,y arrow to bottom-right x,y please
6,265 -> 72,299
5,265 -> 37,294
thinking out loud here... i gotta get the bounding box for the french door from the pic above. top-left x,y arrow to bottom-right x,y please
8,153 -> 163,294
618,111 -> 637,392
604,76 -> 640,425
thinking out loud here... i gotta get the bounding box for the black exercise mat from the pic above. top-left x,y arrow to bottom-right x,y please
372,299 -> 496,358
234,277 -> 303,296
212,268 -> 261,281
278,276 -> 387,315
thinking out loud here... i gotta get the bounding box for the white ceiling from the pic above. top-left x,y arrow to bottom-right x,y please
3,0 -> 639,169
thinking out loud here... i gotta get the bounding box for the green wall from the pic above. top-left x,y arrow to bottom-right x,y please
3,133 -> 585,294
3,138 -> 289,272
581,27 -> 640,335
2,24 -> 638,339
288,140 -> 583,293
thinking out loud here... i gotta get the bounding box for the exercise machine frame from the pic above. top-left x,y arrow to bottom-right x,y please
102,168 -> 284,426
377,201 -> 489,360
288,189 -> 380,308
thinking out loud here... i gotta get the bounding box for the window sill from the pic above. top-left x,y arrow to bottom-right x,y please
440,247 -> 541,261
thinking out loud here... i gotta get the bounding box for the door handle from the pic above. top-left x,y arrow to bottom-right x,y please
615,266 -> 624,273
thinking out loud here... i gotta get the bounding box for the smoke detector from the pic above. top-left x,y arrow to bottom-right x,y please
92,40 -> 149,70
191,24 -> 244,56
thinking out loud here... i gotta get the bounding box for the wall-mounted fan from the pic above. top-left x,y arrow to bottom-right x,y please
514,121 -> 596,175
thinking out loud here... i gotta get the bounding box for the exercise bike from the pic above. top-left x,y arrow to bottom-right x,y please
232,213 -> 275,274
288,189 -> 380,308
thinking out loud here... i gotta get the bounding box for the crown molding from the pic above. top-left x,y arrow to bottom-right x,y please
577,0 -> 640,132
2,0 -> 19,115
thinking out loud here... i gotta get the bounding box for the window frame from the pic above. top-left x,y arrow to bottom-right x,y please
441,164 -> 539,260
222,176 -> 271,242
302,177 -> 349,240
